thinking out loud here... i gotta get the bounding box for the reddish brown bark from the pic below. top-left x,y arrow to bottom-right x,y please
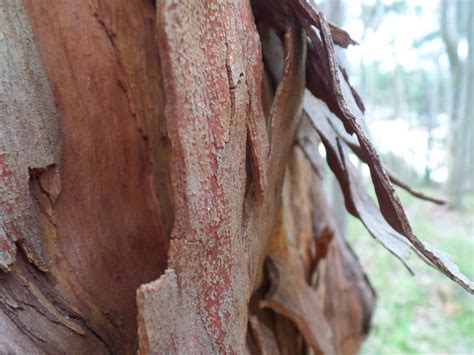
1,0 -> 470,354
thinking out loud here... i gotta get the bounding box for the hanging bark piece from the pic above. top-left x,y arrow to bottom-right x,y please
336,138 -> 474,293
248,315 -> 280,355
260,257 -> 336,355
265,144 -> 375,355
304,95 -> 413,272
303,140 -> 376,355
312,228 -> 376,355
291,0 -> 357,48
324,108 -> 448,205
302,9 -> 473,293
295,113 -> 325,179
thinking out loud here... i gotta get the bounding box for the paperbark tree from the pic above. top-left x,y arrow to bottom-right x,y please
1,0 -> 472,354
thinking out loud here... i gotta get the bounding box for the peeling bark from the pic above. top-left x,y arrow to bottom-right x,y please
0,0 -> 59,272
0,0 -> 470,354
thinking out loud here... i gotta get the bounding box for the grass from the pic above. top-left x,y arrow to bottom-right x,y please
346,186 -> 474,354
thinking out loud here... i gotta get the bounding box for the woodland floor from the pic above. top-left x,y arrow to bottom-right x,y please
347,186 -> 474,354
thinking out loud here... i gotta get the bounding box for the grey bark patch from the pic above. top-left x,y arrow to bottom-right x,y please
0,0 -> 60,271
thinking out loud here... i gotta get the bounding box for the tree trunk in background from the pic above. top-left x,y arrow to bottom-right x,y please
0,1 -> 374,354
463,0 -> 474,192
423,71 -> 437,185
441,0 -> 469,207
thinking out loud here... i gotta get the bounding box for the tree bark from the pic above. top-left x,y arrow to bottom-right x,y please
1,0 -> 471,354
0,1 -> 374,353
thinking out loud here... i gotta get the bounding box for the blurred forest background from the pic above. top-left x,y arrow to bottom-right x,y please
313,0 -> 474,353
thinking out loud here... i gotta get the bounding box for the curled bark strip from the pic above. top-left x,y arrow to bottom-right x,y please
317,12 -> 411,235
291,0 -> 357,48
326,115 -> 448,205
296,138 -> 322,178
247,117 -> 270,201
387,174 -> 448,205
306,92 -> 474,292
304,96 -> 413,273
298,143 -> 376,353
253,0 -> 356,49
292,2 -> 474,293
301,108 -> 358,217
268,15 -> 306,161
248,315 -> 280,355
246,46 -> 270,200
303,11 -> 473,293
337,139 -> 474,292
339,65 -> 365,113
260,258 -> 336,355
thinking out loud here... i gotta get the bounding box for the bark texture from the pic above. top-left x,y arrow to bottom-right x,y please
0,0 -> 471,354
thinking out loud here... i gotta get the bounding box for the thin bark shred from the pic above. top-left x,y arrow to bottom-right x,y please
296,3 -> 472,293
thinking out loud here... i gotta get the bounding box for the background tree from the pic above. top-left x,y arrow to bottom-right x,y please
440,0 -> 471,206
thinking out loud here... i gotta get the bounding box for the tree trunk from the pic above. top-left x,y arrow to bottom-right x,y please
1,1 -> 471,354
462,0 -> 474,192
441,0 -> 470,207
0,1 -> 374,353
